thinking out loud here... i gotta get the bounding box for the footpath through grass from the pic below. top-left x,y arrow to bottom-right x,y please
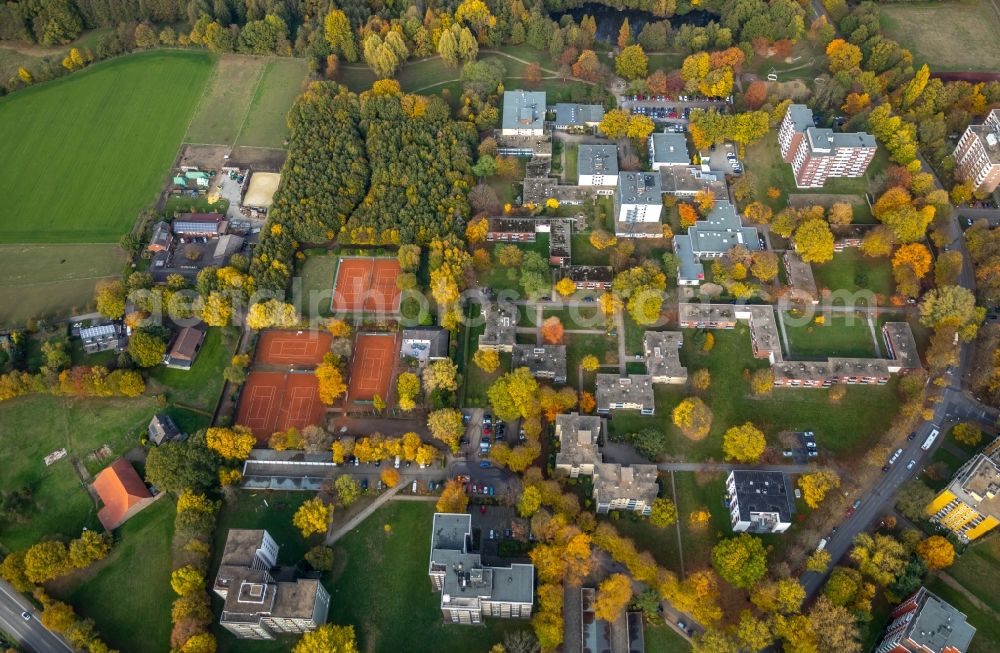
0,50 -> 213,243
51,497 -> 175,653
0,394 -> 157,550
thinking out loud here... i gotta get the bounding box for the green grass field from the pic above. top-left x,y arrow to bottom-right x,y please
326,501 -> 524,653
880,1 -> 1000,72
811,248 -> 895,299
295,250 -> 338,316
184,54 -> 267,145
943,535 -> 1000,614
646,623 -> 692,651
0,243 -> 126,327
148,327 -> 237,412
52,498 -> 175,653
781,312 -> 880,358
0,50 -> 213,243
235,57 -> 309,149
0,394 -> 157,550
607,325 -> 901,460
564,143 -> 579,184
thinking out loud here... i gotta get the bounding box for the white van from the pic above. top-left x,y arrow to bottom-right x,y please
411,480 -> 418,493
394,455 -> 401,469
816,538 -> 828,552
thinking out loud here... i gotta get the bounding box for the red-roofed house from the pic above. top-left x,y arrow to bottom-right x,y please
92,459 -> 156,530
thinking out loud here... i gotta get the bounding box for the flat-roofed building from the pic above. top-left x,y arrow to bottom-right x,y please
578,144 -> 619,187
559,265 -> 613,290
882,322 -> 922,373
522,178 -> 594,206
673,202 -> 761,285
478,303 -> 518,352
659,166 -> 727,198
725,470 -> 794,533
554,413 -> 604,477
595,374 -> 655,415
677,303 -> 738,329
648,132 -> 690,170
593,462 -> 658,515
748,306 -> 782,364
429,513 -> 534,624
502,90 -> 546,136
400,327 -> 450,363
829,357 -> 890,385
875,587 -> 976,653
496,134 -> 552,158
614,172 -> 663,236
553,103 -> 605,130
783,251 -> 819,304
643,332 -> 687,384
549,219 -> 572,265
486,217 -> 537,242
926,438 -> 1000,542
953,109 -> 1000,194
772,360 -> 835,388
778,104 -> 877,188
512,345 -> 567,384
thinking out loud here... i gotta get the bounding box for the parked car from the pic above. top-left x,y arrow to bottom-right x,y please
361,478 -> 369,491
479,461 -> 492,468
411,480 -> 418,493
907,431 -> 917,441
782,449 -> 793,457
21,612 -> 31,621
488,485 -> 495,496
480,504 -> 487,514
906,459 -> 917,470
489,529 -> 496,540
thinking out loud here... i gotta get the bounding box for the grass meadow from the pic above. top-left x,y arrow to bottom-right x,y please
0,50 -> 213,243
235,57 -> 309,149
880,1 -> 1000,72
147,327 -> 238,413
0,394 -> 157,550
184,54 -> 268,145
0,243 -> 125,326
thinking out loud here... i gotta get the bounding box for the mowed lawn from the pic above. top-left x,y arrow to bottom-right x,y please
0,394 -> 157,550
235,57 -> 309,149
0,50 -> 213,243
148,327 -> 238,413
781,312 -> 881,358
327,502 -> 525,653
184,54 -> 267,145
51,497 -> 175,653
880,1 -> 1000,72
0,243 -> 125,326
812,248 -> 895,299
296,251 -> 338,316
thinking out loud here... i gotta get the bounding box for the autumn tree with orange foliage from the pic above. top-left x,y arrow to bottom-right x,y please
893,243 -> 932,297
694,190 -> 715,215
579,391 -> 596,413
842,92 -> 870,115
541,316 -> 564,344
678,203 -> 699,228
744,80 -> 768,109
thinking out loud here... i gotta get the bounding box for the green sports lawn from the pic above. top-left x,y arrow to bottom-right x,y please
0,50 -> 213,243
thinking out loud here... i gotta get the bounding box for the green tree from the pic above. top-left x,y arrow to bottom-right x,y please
615,45 -> 648,80
334,475 -> 361,507
649,497 -> 677,528
324,9 -> 358,62
128,329 -> 166,367
145,438 -> 221,494
711,534 -> 767,589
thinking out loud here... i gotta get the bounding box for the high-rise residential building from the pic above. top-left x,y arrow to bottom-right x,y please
953,109 -> 1000,194
925,437 -> 1000,542
778,104 -> 877,188
874,587 -> 976,653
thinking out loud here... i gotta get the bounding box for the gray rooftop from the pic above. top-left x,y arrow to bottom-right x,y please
578,144 -> 619,176
522,178 -> 596,206
554,103 -> 605,127
643,332 -> 687,382
883,322 -> 922,370
502,90 -> 546,131
593,462 -> 659,503
904,587 -> 977,652
400,327 -> 450,360
673,235 -> 705,283
783,251 -> 818,301
748,306 -> 782,361
555,413 -> 604,469
649,132 -> 690,165
787,104 -> 876,152
478,302 -> 518,349
687,202 -> 762,255
219,529 -> 269,569
560,265 -> 613,284
944,440 -> 1000,525
431,513 -> 471,552
595,374 -> 655,411
677,302 -> 737,324
615,219 -> 665,238
659,166 -> 727,197
967,109 -> 1000,164
617,172 -> 663,205
550,219 -> 572,259
512,345 -> 567,381
785,104 -> 815,132
728,470 -> 794,526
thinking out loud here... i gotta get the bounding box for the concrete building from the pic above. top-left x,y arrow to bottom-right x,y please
926,437 -> 1000,542
953,109 -> 1000,194
883,322 -> 922,373
429,513 -> 534,624
558,265 -> 613,290
486,217 -> 537,242
658,166 -> 727,198
875,587 -> 976,653
725,471 -> 794,533
643,332 -> 687,384
478,303 -> 518,352
648,132 -> 690,170
678,303 -> 738,329
593,462 -> 658,515
549,219 -> 572,265
748,305 -> 782,363
778,104 -> 877,188
554,412 -> 604,477
496,135 -> 552,158
512,344 -> 567,384
673,202 -> 762,285
400,327 -> 450,363
578,144 -> 619,187
214,529 -> 330,640
553,103 -> 605,130
522,178 -> 595,206
595,374 -> 655,415
614,172 -> 663,237
502,90 -> 546,136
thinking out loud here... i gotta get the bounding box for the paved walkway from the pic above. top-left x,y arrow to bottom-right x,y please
669,471 -> 686,578
614,308 -> 627,374
865,316 -> 881,357
324,484 -> 403,545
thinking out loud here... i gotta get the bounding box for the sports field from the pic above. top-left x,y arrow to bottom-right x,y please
255,329 -> 332,366
237,370 -> 325,442
235,57 -> 309,149
332,257 -> 403,313
0,50 -> 213,243
0,243 -> 125,326
348,333 -> 398,402
184,54 -> 267,145
880,1 -> 1000,72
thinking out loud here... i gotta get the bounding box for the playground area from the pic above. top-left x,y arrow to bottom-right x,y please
255,329 -> 332,366
332,257 -> 402,313
236,371 -> 325,443
347,333 -> 399,403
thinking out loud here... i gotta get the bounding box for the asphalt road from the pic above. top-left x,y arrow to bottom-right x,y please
0,580 -> 75,653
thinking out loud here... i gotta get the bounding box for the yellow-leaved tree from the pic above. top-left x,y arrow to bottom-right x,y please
797,470 -> 840,508
594,574 -> 633,621
316,354 -> 347,405
472,348 -> 500,373
205,426 -> 256,461
672,397 -> 713,440
292,623 -> 358,653
722,422 -> 766,463
293,497 -> 332,537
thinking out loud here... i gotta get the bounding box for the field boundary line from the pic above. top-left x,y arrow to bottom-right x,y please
0,274 -> 119,289
232,58 -> 273,149
181,54 -> 223,145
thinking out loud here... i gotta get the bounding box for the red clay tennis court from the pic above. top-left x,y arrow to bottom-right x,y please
347,333 -> 398,402
237,371 -> 325,443
255,330 -> 332,366
332,257 -> 402,313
